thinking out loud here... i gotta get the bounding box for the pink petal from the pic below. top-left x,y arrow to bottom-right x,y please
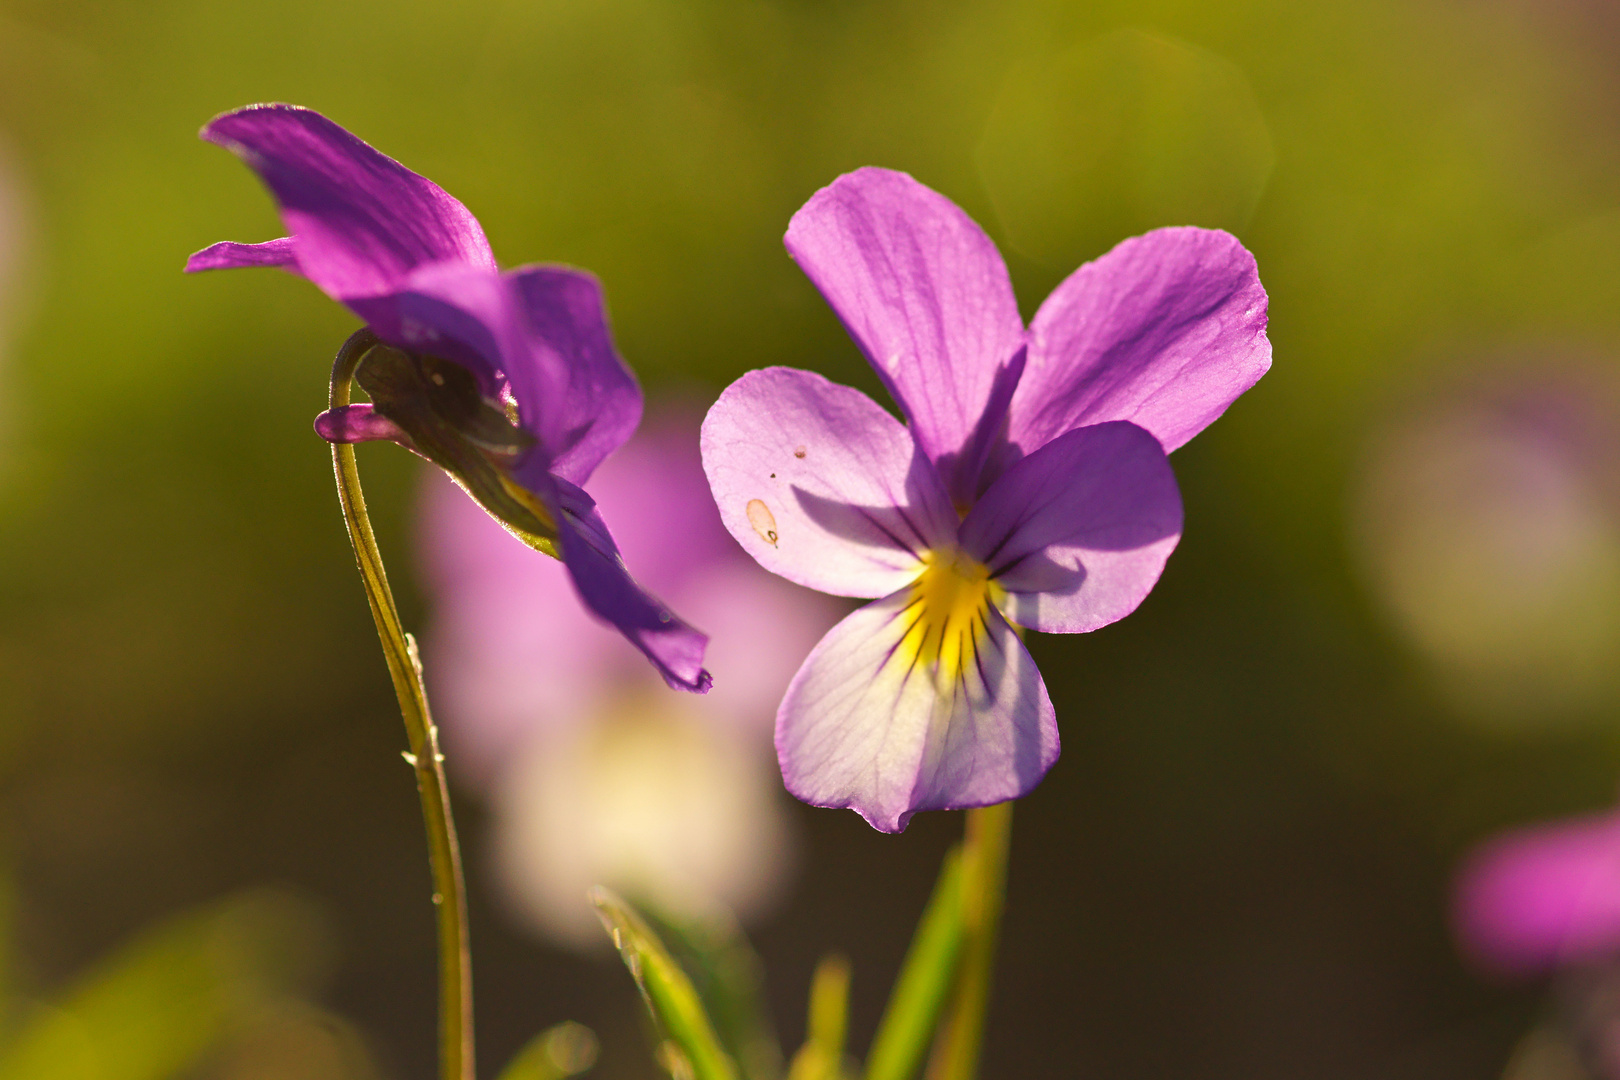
1007,227 -> 1269,466
701,366 -> 957,598
960,421 -> 1183,633
1454,810 -> 1620,976
785,168 -> 1026,504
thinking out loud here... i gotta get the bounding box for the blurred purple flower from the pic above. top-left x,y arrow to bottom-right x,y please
702,167 -> 1270,832
1455,808 -> 1620,977
420,405 -> 840,941
186,103 -> 709,692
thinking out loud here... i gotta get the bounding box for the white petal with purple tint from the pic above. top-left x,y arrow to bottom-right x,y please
777,587 -> 1057,833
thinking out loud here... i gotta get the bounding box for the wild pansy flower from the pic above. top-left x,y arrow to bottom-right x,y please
702,167 -> 1270,832
186,104 -> 709,692
419,406 -> 839,942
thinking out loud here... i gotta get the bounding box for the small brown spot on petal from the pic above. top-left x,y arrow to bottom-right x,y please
746,499 -> 779,547
794,445 -> 807,458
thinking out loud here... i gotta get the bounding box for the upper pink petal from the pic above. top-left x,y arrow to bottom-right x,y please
785,168 -> 1026,504
1006,227 -> 1269,467
701,367 -> 958,599
200,104 -> 495,301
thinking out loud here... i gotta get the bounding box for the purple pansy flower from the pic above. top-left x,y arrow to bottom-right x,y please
702,167 -> 1270,832
186,103 -> 709,692
1454,807 -> 1620,977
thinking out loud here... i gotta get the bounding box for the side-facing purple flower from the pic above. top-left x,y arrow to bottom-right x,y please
1455,807 -> 1620,976
187,104 -> 708,691
702,167 -> 1270,831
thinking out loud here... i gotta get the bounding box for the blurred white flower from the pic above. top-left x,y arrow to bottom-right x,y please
1354,359 -> 1620,726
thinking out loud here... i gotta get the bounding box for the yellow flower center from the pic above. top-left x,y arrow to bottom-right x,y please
898,549 -> 1003,682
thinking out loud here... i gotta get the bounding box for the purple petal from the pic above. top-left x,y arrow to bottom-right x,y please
1454,811 -> 1620,976
353,261 -> 529,401
701,367 -> 958,599
960,421 -> 1182,634
551,478 -> 712,693
1005,228 -> 1270,467
366,263 -> 561,444
184,237 -> 299,273
356,263 -> 640,479
200,104 -> 495,301
506,266 -> 641,487
785,168 -> 1026,504
776,588 -> 1058,833
314,403 -> 411,445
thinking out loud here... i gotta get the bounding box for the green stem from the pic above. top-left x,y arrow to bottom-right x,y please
923,803 -> 1012,1080
328,330 -> 474,1080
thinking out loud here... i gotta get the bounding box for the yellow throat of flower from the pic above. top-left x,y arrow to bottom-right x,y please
900,548 -> 1003,682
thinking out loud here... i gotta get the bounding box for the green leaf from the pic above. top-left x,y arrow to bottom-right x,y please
862,847 -> 966,1080
640,907 -> 783,1080
0,890 -> 327,1080
787,954 -> 850,1080
495,1021 -> 599,1080
590,888 -> 739,1080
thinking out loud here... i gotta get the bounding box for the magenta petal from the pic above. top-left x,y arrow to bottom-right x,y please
776,589 -> 1058,833
201,104 -> 495,302
506,266 -> 641,487
551,479 -> 712,694
960,421 -> 1182,634
314,403 -> 410,445
785,168 -> 1026,502
184,237 -> 299,273
1454,811 -> 1620,976
1008,227 -> 1270,463
701,367 -> 957,599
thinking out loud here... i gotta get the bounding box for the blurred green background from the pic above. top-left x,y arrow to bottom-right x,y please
0,0 -> 1618,1076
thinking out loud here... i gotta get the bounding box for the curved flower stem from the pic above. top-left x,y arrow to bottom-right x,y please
328,329 -> 474,1080
924,802 -> 1012,1080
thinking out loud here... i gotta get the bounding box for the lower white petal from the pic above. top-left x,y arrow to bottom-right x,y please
776,583 -> 1058,833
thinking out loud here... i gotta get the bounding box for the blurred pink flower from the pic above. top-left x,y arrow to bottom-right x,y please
417,403 -> 842,942
1454,808 -> 1620,977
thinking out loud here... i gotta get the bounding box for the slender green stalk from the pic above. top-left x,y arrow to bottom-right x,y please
328,330 -> 474,1080
923,804 -> 1012,1080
